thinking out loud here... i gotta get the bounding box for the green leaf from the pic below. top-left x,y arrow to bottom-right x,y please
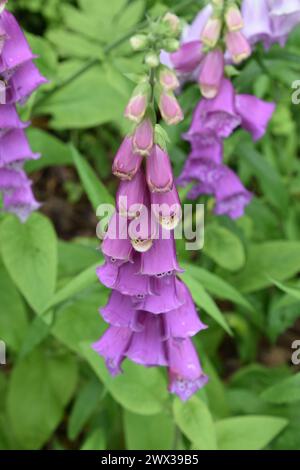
173,396 -> 217,450
268,292 -> 300,341
19,311 -> 54,359
180,272 -> 232,335
52,286 -> 107,352
25,128 -> 73,173
240,143 -> 289,213
71,145 -> 114,211
47,263 -> 99,311
68,378 -> 104,440
47,29 -> 103,59
0,262 -> 28,352
57,239 -> 100,278
203,224 -> 245,272
124,410 -> 175,450
181,263 -> 253,312
261,373 -> 300,404
7,348 -> 78,449
229,242 -> 300,293
81,342 -> 169,415
0,213 -> 57,314
36,64 -> 128,129
216,416 -> 288,450
26,32 -> 58,82
271,279 -> 300,301
80,428 -> 106,451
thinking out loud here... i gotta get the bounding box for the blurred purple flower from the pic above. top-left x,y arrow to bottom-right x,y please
242,0 -> 300,48
0,9 -> 46,222
177,79 -> 275,219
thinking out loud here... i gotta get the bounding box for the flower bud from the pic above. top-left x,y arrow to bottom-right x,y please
163,12 -> 181,35
226,31 -> 251,64
133,118 -> 154,156
145,52 -> 160,68
225,5 -> 244,32
198,48 -> 224,99
124,83 -> 150,123
146,145 -> 173,193
159,67 -> 180,91
130,34 -> 148,51
158,91 -> 183,126
162,38 -> 180,53
201,17 -> 222,47
112,136 -> 143,181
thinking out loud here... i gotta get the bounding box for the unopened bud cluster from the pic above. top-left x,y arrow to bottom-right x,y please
170,0 -> 250,99
127,13 -> 183,139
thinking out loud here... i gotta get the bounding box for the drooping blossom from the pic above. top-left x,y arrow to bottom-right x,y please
94,41 -> 208,400
0,4 -> 46,221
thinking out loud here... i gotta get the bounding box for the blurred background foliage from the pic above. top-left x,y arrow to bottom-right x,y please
1,0 -> 300,450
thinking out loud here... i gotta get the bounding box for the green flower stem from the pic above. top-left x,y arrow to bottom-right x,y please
33,0 -> 204,112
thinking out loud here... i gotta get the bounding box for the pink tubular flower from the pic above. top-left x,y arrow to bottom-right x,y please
124,94 -> 147,123
0,7 -> 46,222
201,17 -> 222,47
168,338 -> 208,401
159,67 -> 180,91
112,136 -> 143,181
225,5 -> 244,32
133,118 -> 154,156
124,82 -> 150,123
146,145 -> 173,193
151,185 -> 182,230
226,31 -> 251,64
198,49 -> 224,99
159,91 -> 183,126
